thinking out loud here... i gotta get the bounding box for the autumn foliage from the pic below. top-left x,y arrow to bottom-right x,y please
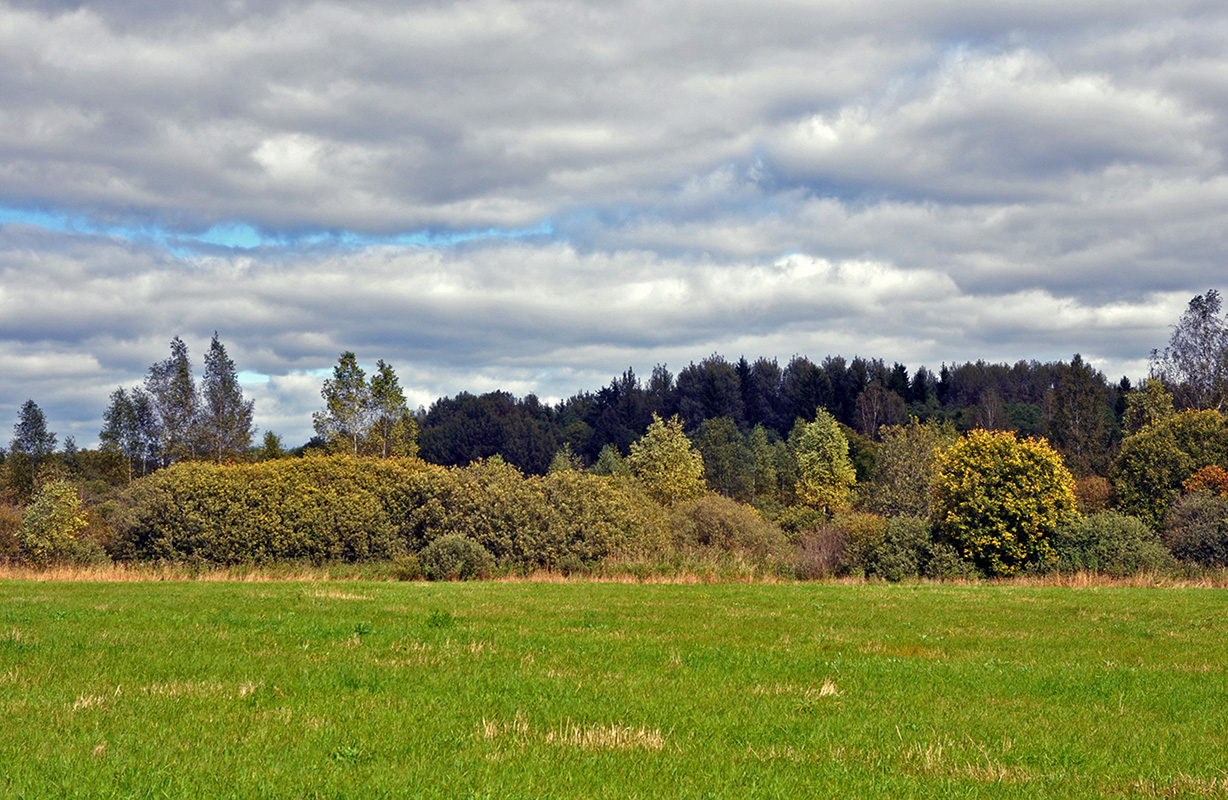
1182,465 -> 1228,496
931,429 -> 1078,576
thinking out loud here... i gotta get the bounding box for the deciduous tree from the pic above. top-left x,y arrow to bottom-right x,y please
1122,378 -> 1175,435
693,416 -> 754,502
789,408 -> 856,515
366,360 -> 418,458
199,333 -> 255,462
313,352 -> 372,456
862,418 -> 956,517
10,399 -> 56,458
145,337 -> 200,464
1152,289 -> 1228,410
626,414 -> 706,505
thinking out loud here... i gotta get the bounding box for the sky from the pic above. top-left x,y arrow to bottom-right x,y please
2,0 -> 1227,448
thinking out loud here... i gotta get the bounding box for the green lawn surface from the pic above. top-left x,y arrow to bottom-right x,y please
2,581 -> 1227,798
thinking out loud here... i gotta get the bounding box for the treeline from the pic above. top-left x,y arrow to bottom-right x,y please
8,290 -> 1228,582
417,352 -> 1124,482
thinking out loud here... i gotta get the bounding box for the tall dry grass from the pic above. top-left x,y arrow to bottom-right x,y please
3,559 -> 1228,587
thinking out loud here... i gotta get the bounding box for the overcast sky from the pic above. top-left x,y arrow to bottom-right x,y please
2,0 -> 1226,447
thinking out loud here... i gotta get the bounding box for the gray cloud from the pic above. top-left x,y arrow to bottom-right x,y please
1,0 -> 1226,447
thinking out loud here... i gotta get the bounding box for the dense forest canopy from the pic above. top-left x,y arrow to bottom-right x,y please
416,353 -> 1125,479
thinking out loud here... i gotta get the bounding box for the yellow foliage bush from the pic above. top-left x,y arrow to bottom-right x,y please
19,479 -> 93,567
931,429 -> 1077,576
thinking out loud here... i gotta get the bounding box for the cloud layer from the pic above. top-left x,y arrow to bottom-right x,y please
1,0 -> 1225,445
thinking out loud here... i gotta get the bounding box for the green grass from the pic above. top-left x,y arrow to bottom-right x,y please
3,581 -> 1227,798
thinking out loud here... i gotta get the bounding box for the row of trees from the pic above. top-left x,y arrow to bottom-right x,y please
311,353 -> 418,459
7,290 -> 1228,577
414,353 -> 1124,480
3,290 -> 1226,506
98,334 -> 254,482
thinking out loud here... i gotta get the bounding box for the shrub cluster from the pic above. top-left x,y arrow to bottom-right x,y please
111,455 -> 672,572
1163,491 -> 1228,568
1050,512 -> 1174,576
801,513 -> 977,581
419,535 -> 495,580
670,494 -> 789,558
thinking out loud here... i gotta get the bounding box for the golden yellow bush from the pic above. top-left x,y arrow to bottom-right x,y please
931,429 -> 1077,576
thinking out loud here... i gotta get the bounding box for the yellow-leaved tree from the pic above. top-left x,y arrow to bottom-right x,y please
931,429 -> 1077,576
20,479 -> 89,566
789,409 -> 856,515
626,414 -> 706,505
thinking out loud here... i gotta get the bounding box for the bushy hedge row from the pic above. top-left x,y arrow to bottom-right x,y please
28,440 -> 1228,581
111,455 -> 672,570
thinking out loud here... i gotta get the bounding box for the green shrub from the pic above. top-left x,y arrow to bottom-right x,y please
869,517 -> 932,582
420,535 -> 495,580
541,471 -> 672,564
113,455 -> 675,571
923,543 -> 979,580
113,456 -> 419,564
671,495 -> 788,558
407,459 -> 556,566
1051,511 -> 1175,576
396,461 -> 670,571
775,505 -> 826,539
830,510 -> 889,575
1163,492 -> 1228,568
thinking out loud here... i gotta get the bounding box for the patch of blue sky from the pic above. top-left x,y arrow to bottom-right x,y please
0,205 -> 555,254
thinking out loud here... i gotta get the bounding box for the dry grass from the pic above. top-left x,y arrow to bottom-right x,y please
478,713 -> 667,752
5,561 -> 1228,588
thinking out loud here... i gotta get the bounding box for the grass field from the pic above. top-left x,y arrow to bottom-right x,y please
3,580 -> 1228,798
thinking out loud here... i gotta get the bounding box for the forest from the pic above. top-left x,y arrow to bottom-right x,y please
4,291 -> 1228,580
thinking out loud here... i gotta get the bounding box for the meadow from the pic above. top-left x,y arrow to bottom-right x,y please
3,579 -> 1227,798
